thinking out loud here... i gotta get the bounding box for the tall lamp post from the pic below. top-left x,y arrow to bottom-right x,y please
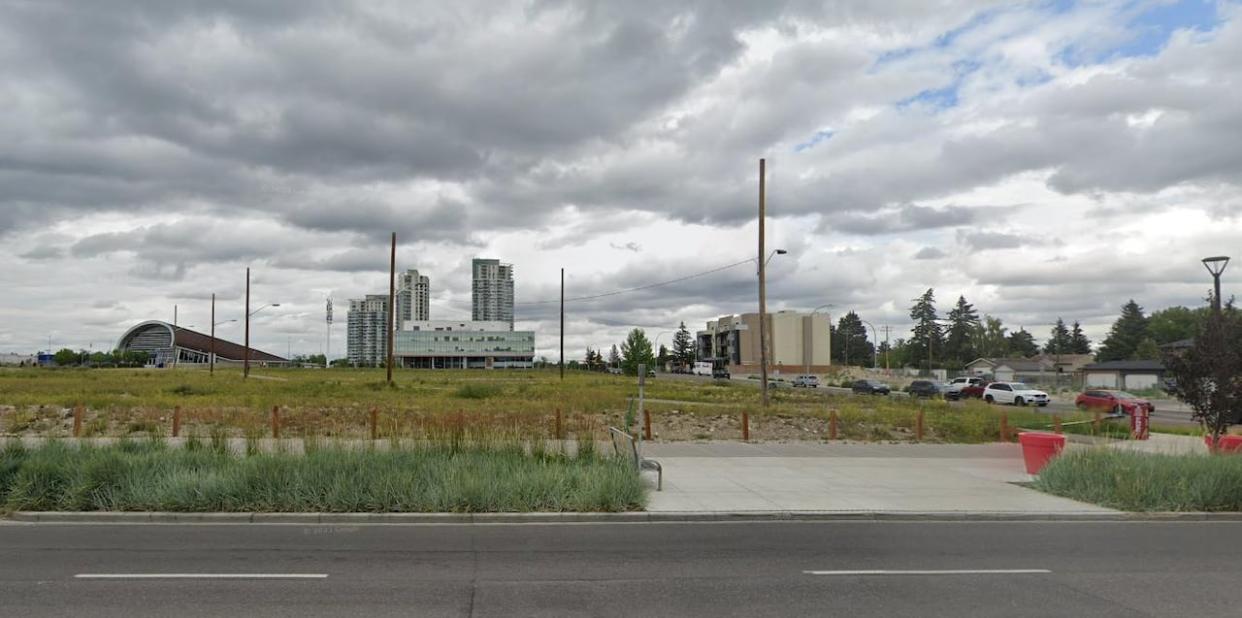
757,242 -> 787,407
244,300 -> 281,378
1203,256 -> 1230,315
805,303 -> 834,376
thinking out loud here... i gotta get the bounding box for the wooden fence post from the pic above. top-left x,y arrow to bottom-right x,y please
829,410 -> 838,440
555,407 -> 563,440
742,411 -> 750,442
370,407 -> 378,441
999,412 -> 1009,442
1053,415 -> 1062,434
72,404 -> 83,438
643,409 -> 652,441
271,405 -> 281,439
1093,409 -> 1102,434
916,409 -> 925,442
172,406 -> 181,438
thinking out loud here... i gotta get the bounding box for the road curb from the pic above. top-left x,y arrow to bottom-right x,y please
9,510 -> 1242,524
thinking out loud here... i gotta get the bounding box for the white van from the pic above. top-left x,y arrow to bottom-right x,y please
692,361 -> 713,376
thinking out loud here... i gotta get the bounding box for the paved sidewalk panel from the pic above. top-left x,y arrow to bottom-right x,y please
642,442 -> 1115,514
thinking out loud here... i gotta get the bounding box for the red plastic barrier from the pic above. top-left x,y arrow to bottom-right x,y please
1018,432 -> 1067,475
1204,435 -> 1242,454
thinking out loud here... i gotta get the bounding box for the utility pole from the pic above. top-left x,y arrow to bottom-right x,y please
172,304 -> 178,369
244,268 -> 251,379
326,298 -> 333,368
758,158 -> 770,407
210,293 -> 216,376
387,232 -> 396,384
882,325 -> 892,371
559,268 -> 565,381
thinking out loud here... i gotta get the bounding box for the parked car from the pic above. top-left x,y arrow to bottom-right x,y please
851,379 -> 891,395
712,367 -> 731,380
906,380 -> 941,399
1075,390 -> 1154,416
792,375 -> 820,388
607,367 -> 622,375
1160,377 -> 1177,395
982,382 -> 1049,406
944,376 -> 986,400
958,381 -> 994,400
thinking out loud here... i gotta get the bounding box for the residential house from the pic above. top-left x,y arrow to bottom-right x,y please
1081,360 -> 1166,390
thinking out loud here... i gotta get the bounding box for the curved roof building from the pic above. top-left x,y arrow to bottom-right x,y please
116,321 -> 289,368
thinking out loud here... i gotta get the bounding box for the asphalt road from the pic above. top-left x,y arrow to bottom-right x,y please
2,520 -> 1240,616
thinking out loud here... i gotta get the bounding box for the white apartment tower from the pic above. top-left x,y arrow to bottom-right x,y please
395,269 -> 430,329
346,294 -> 389,366
471,258 -> 514,329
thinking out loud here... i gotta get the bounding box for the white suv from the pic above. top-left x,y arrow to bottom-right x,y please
982,382 -> 1049,407
944,376 -> 985,400
792,375 -> 820,388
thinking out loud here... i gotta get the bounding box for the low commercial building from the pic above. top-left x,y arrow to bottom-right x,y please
696,311 -> 831,374
116,321 -> 289,368
1081,360 -> 1166,390
0,353 -> 36,366
394,320 -> 534,369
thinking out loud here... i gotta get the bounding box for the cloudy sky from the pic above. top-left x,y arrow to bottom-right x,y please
2,0 -> 1240,360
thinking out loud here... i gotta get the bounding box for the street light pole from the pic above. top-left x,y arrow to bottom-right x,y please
758,158 -> 769,407
244,268 -> 251,378
1203,256 -> 1230,315
560,267 -> 565,381
805,303 -> 834,376
210,293 -> 216,376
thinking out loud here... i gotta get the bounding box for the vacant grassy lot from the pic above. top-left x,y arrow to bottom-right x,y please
0,367 -> 1143,443
0,438 -> 644,513
1034,449 -> 1242,511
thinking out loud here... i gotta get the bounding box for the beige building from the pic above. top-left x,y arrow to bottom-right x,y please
696,311 -> 832,374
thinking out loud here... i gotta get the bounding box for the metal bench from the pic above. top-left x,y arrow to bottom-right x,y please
609,426 -> 662,491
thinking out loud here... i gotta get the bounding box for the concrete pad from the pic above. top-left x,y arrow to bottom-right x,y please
643,443 -> 1116,514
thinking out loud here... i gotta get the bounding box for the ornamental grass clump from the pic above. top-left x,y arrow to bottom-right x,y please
0,437 -> 644,513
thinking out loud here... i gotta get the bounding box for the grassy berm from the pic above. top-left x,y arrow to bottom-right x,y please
1034,449 -> 1242,512
0,439 -> 645,513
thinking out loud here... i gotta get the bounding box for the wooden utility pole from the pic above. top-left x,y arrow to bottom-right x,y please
244,268 -> 251,378
559,268 -> 565,381
387,232 -> 396,385
758,158 -> 770,407
210,293 -> 216,376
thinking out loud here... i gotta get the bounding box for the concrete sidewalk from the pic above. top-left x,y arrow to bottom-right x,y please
641,442 -> 1114,514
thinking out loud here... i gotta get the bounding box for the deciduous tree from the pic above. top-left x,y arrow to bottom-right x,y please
1164,310 -> 1242,445
620,329 -> 655,376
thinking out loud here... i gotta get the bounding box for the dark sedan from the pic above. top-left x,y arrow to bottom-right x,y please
906,380 -> 942,399
852,379 -> 891,396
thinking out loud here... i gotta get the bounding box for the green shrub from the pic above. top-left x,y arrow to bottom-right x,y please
1034,449 -> 1242,511
0,440 -> 645,513
455,384 -> 502,399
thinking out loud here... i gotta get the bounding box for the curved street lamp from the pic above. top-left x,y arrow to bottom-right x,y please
1203,256 -> 1230,314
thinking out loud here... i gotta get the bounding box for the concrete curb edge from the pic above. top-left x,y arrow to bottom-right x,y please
8,510 -> 1242,524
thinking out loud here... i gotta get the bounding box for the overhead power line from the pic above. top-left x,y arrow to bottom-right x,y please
514,257 -> 756,307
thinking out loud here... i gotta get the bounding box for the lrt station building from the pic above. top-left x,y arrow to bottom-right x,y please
394,320 -> 535,369
117,321 -> 290,368
697,311 -> 832,375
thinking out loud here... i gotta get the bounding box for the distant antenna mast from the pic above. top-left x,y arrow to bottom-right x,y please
325,297 -> 334,367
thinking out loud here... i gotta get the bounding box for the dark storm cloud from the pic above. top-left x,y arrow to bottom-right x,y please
913,246 -> 948,260
830,204 -> 981,236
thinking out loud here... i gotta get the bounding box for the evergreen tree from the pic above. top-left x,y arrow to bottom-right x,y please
1096,300 -> 1149,362
1043,318 -> 1073,356
832,311 -> 875,367
672,321 -> 695,367
907,288 -> 944,368
1070,321 -> 1092,354
608,344 -> 621,368
944,295 -> 980,365
619,329 -> 655,376
657,344 -> 670,368
1006,328 -> 1039,357
970,315 -> 1009,358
